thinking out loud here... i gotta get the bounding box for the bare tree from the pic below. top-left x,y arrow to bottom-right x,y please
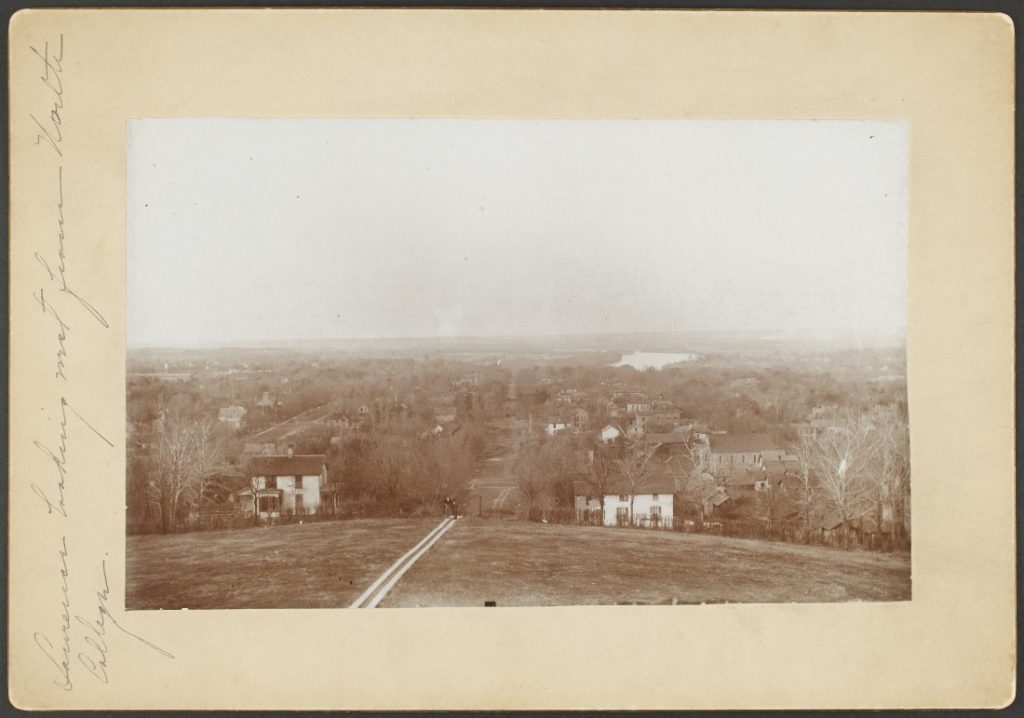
755,473 -> 793,533
511,440 -> 546,520
370,436 -> 413,512
585,450 -> 615,518
792,428 -> 818,540
865,406 -> 910,548
613,442 -> 655,526
423,435 -> 474,513
811,413 -> 879,547
151,421 -> 191,533
538,439 -> 580,519
249,475 -> 261,521
184,419 -> 229,507
664,436 -> 704,524
149,414 -> 227,533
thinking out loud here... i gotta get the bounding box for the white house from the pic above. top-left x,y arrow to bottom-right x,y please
587,473 -> 676,528
545,421 -> 569,437
600,424 -> 623,443
625,400 -> 651,415
240,449 -> 331,519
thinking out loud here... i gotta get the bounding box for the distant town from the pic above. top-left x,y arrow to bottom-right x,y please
127,332 -> 907,535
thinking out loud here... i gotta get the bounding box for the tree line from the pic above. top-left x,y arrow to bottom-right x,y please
504,403 -> 910,551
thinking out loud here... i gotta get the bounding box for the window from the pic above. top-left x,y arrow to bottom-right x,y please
616,507 -> 629,526
652,494 -> 659,500
650,505 -> 662,521
294,476 -> 303,489
294,493 -> 304,513
619,495 -> 628,502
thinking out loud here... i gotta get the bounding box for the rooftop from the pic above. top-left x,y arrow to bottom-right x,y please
573,460 -> 677,497
249,454 -> 327,477
709,433 -> 781,454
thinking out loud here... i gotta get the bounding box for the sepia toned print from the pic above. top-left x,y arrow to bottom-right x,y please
10,9 -> 1014,711
125,118 -> 910,609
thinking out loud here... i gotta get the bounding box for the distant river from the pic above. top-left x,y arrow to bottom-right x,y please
610,351 -> 699,370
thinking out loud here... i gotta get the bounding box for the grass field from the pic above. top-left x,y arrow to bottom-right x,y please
379,519 -> 911,607
126,517 -> 911,609
126,517 -> 439,609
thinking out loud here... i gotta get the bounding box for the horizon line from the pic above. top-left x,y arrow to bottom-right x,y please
127,326 -> 907,352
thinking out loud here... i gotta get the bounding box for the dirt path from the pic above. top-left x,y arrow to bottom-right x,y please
467,427 -> 521,513
349,517 -> 458,608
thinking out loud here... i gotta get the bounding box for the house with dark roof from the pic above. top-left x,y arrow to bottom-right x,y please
572,456 -> 677,528
238,447 -> 333,519
722,465 -> 770,491
676,471 -> 729,520
601,470 -> 676,528
707,433 -> 785,478
699,482 -> 730,516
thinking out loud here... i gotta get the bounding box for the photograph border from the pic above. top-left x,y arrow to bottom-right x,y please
7,4 -> 1017,710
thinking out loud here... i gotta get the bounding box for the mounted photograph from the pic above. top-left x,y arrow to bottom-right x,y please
125,118 -> 910,609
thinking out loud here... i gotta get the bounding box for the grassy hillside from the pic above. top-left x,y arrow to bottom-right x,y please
126,517 -> 439,609
380,519 -> 911,607
126,517 -> 911,610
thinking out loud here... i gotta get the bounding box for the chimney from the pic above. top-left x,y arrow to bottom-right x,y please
287,444 -> 294,457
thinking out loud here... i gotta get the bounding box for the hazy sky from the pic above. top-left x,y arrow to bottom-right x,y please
127,119 -> 907,347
